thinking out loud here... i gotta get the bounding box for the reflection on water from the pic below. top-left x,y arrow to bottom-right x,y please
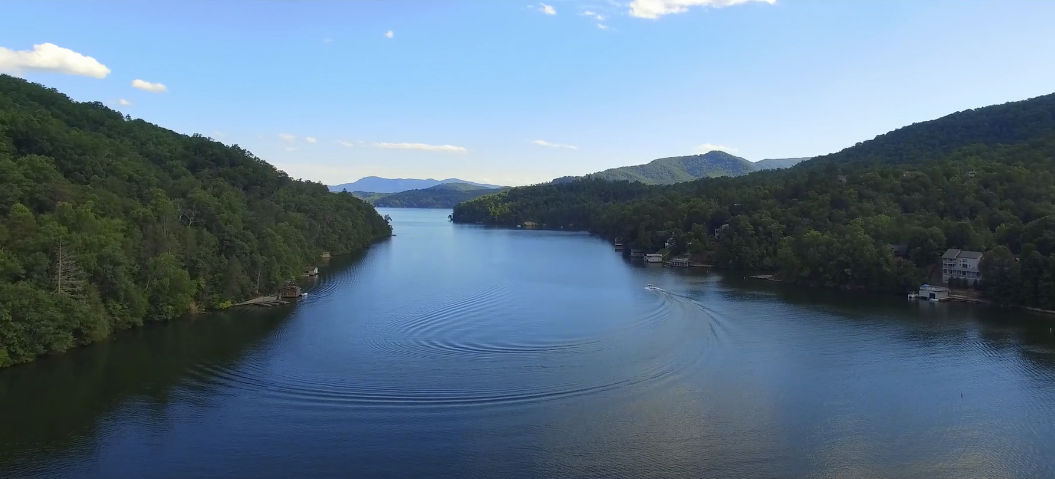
2,208 -> 1054,479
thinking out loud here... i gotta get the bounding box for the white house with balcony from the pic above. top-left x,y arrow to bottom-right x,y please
941,249 -> 983,286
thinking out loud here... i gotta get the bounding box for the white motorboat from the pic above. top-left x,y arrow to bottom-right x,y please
645,284 -> 659,291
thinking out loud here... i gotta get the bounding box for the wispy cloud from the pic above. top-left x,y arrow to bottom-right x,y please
278,133 -> 296,143
336,140 -> 355,147
582,10 -> 605,20
118,98 -> 131,106
532,140 -> 578,150
285,147 -> 297,152
385,30 -> 394,39
305,137 -> 318,144
0,43 -> 110,78
373,142 -> 467,152
213,131 -> 227,139
597,23 -> 610,30
132,79 -> 167,93
696,143 -> 738,153
538,3 -> 557,15
629,0 -> 775,19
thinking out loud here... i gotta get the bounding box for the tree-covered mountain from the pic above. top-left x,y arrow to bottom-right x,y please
0,75 -> 392,368
373,183 -> 508,208
453,91 -> 1055,309
329,176 -> 501,194
754,157 -> 810,170
584,151 -> 757,184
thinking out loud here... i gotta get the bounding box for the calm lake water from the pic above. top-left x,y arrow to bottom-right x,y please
3,208 -> 1055,478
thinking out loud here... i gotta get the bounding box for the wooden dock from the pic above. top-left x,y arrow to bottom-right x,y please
233,295 -> 290,308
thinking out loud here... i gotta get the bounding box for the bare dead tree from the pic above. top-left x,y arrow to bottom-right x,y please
54,240 -> 87,299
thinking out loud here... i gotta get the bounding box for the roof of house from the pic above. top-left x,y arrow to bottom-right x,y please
942,249 -> 984,260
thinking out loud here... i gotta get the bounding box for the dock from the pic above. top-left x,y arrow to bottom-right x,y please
233,295 -> 290,308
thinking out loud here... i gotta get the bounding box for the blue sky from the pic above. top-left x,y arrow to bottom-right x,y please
3,0 -> 1055,186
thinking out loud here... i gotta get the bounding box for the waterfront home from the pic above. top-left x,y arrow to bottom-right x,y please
919,284 -> 950,302
941,249 -> 983,285
614,239 -> 624,251
304,266 -> 319,277
645,253 -> 663,263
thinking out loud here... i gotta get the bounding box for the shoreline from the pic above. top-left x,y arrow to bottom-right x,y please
747,272 -> 1055,317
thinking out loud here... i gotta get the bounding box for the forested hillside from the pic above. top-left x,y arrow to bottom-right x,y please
584,151 -> 756,184
373,183 -> 506,208
0,75 -> 391,367
454,92 -> 1055,308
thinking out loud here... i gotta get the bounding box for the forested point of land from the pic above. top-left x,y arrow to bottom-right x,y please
0,75 -> 391,367
454,92 -> 1055,309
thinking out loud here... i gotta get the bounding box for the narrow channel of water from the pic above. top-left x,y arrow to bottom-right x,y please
2,208 -> 1054,478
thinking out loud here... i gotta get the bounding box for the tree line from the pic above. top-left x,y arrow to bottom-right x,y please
0,75 -> 391,367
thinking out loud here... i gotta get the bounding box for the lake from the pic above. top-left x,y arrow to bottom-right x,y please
2,208 -> 1055,478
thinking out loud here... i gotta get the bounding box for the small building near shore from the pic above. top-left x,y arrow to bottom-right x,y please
668,256 -> 691,267
279,284 -> 303,299
630,249 -> 644,258
645,253 -> 663,263
919,284 -> 950,302
304,266 -> 319,277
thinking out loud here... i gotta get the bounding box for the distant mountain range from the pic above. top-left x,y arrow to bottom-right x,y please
557,152 -> 810,186
329,176 -> 502,194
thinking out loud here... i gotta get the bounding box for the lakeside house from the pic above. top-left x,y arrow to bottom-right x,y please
304,266 -> 319,277
645,253 -> 663,263
942,249 -> 983,285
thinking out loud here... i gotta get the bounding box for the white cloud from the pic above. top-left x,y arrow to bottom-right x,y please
118,99 -> 131,106
532,140 -> 578,150
539,3 -> 556,14
696,143 -> 738,153
385,30 -> 394,39
0,43 -> 110,78
305,137 -> 318,144
132,79 -> 167,93
336,140 -> 355,147
629,0 -> 775,19
278,133 -> 296,143
582,10 -> 604,20
597,23 -> 610,30
373,142 -> 468,152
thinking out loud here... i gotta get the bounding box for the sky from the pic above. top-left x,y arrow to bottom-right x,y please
2,0 -> 1055,186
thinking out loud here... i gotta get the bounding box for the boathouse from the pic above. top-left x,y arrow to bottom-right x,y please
279,283 -> 303,299
645,253 -> 663,263
919,284 -> 950,302
668,256 -> 691,267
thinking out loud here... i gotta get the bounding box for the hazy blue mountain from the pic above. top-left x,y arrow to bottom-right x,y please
329,176 -> 501,194
753,157 -> 811,170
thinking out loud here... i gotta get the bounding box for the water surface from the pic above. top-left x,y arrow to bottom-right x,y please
2,208 -> 1055,478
